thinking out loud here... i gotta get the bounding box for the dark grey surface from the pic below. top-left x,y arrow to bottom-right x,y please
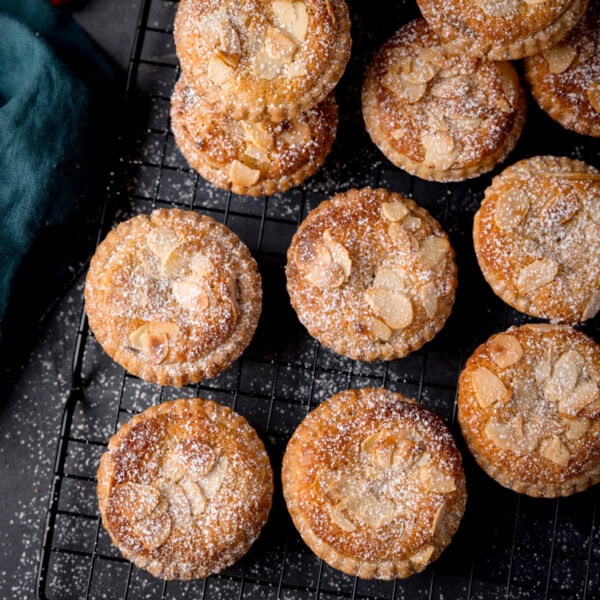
2,0 -> 600,599
0,2 -> 140,597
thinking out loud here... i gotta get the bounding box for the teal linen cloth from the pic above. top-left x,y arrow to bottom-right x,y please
0,0 -> 114,343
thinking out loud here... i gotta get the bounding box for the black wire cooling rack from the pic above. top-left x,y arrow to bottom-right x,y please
36,0 -> 600,598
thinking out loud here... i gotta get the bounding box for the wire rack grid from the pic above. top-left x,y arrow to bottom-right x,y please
36,0 -> 600,598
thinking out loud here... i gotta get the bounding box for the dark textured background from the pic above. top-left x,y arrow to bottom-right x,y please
1,0 -> 600,598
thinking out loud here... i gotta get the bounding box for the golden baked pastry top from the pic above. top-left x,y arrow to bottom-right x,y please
97,398 -> 273,579
458,324 -> 600,497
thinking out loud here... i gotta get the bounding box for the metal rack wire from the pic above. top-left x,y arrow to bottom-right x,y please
36,0 -> 600,598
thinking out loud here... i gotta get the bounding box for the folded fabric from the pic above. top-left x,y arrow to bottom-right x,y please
0,0 -> 114,344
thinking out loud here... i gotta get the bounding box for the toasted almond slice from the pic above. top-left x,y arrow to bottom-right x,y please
495,61 -> 519,109
218,20 -> 241,67
430,76 -> 470,99
484,419 -> 522,452
383,72 -> 426,103
189,252 -> 215,279
431,502 -> 447,537
588,82 -> 600,113
114,482 -> 161,521
243,141 -> 270,164
373,266 -> 407,293
198,456 -> 229,499
173,280 -> 209,312
287,57 -> 307,77
419,466 -> 456,494
544,350 -> 584,406
322,231 -> 352,280
582,290 -> 600,321
351,495 -> 396,529
418,236 -> 450,270
329,499 -> 356,532
297,238 -> 345,289
418,46 -> 446,68
292,1 -> 308,41
564,417 -> 590,440
473,0 -> 519,16
229,160 -> 261,187
493,189 -> 529,229
382,201 -> 409,222
542,44 -> 577,74
146,225 -> 179,265
253,49 -> 282,80
272,0 -> 295,26
178,478 -> 207,519
208,53 -> 235,84
401,56 -> 438,84
472,366 -> 509,408
420,282 -> 439,319
367,317 -> 393,342
410,545 -> 435,566
171,439 -> 217,479
539,436 -> 570,468
488,334 -> 524,369
541,193 -> 580,226
265,26 -> 297,61
129,321 -> 179,349
365,287 -> 414,330
140,332 -> 169,364
516,259 -> 558,294
422,133 -> 459,171
403,215 -> 422,232
387,222 -> 419,253
280,120 -> 311,146
132,510 -> 172,550
558,381 -> 599,417
314,470 -> 352,502
534,349 -> 552,387
241,121 -> 274,151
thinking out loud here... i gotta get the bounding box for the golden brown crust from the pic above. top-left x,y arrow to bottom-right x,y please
285,188 -> 458,361
84,209 -> 262,386
97,398 -> 273,580
170,75 -> 338,196
282,388 -> 467,579
458,324 -> 600,497
174,0 -> 351,122
524,1 -> 600,138
473,156 -> 600,323
416,0 -> 589,60
362,20 -> 527,183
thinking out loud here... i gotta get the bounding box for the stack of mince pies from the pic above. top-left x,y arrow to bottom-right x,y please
363,0 -> 598,182
171,0 -> 352,196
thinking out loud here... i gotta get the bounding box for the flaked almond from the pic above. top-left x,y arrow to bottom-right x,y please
559,381 -> 599,417
582,290 -> 600,321
133,510 -> 172,550
141,332 -> 169,364
265,26 -> 297,62
297,238 -> 344,289
154,478 -> 192,527
146,225 -> 179,266
544,349 -> 584,405
403,215 -> 422,231
383,72 -> 426,103
565,417 -> 590,440
419,465 -> 456,494
365,287 -> 413,330
382,200 -> 409,222
496,61 -> 520,109
170,439 -> 217,479
536,351 -> 553,387
272,0 -> 295,26
484,419 -> 522,452
345,493 -> 396,529
401,56 -> 438,84
198,456 -> 229,499
241,121 -> 274,151
539,435 -> 570,468
473,0 -> 519,16
493,189 -> 529,229
588,83 -> 600,113
178,478 -> 207,519
420,282 -> 439,319
253,49 -> 281,80
287,56 -> 307,77
472,366 -> 509,408
387,222 -> 419,253
373,265 -> 407,293
431,502 -> 446,537
422,132 -> 459,171
418,46 -> 446,68
542,44 -> 577,74
410,545 -> 435,566
114,482 -> 161,521
229,160 -> 261,187
516,258 -> 558,294
418,236 -> 450,270
189,252 -> 215,279
329,499 -> 356,532
218,20 -> 241,67
208,53 -> 235,84
367,317 -> 393,342
541,193 -> 580,226
322,231 -> 352,280
172,279 -> 209,312
243,141 -> 269,164
488,334 -> 524,368
291,1 -> 308,41
430,76 -> 470,99
314,470 -> 351,502
279,120 -> 311,146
